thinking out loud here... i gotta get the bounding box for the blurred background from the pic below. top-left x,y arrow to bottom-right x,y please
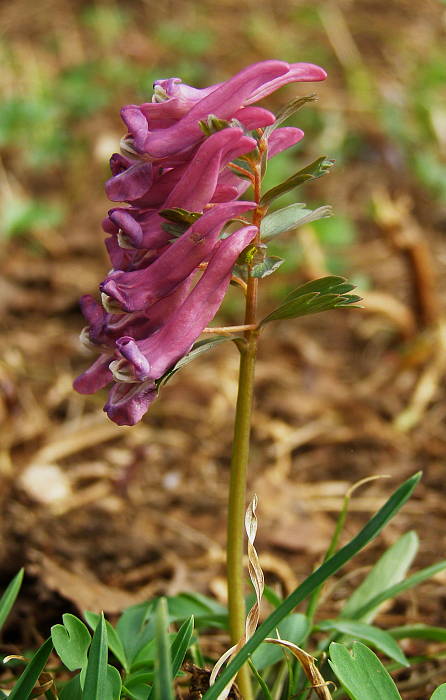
1,1 -> 446,695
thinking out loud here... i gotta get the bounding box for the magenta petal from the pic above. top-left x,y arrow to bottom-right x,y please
245,62 -> 327,104
73,355 -> 113,394
105,162 -> 153,203
116,337 -> 151,379
120,105 -> 149,148
233,106 -> 276,129
104,380 -> 157,426
267,127 -> 305,158
162,128 -> 256,212
101,200 -> 255,311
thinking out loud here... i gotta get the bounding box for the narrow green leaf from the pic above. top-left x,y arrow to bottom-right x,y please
157,337 -> 237,388
84,611 -> 128,672
106,665 -> 122,700
260,203 -> 332,240
431,685 -> 446,699
202,473 -> 421,699
283,276 -> 356,299
390,624 -> 446,642
341,531 -> 419,622
167,592 -> 227,623
171,616 -> 194,678
350,560 -> 446,621
82,613 -> 108,700
0,569 -> 24,633
51,614 -> 91,671
123,670 -> 155,699
248,659 -> 273,699
8,637 -> 53,700
259,156 -> 334,206
317,620 -> 408,666
59,674 -> 82,700
154,598 -> 174,700
115,601 -> 155,667
328,641 -> 402,700
263,95 -> 316,138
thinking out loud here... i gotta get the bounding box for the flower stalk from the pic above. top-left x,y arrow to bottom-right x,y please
226,161 -> 263,699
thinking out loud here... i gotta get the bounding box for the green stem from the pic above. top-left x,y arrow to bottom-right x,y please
226,155 -> 263,699
227,337 -> 257,699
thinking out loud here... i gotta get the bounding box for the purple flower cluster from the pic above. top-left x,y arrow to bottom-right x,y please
74,60 -> 326,425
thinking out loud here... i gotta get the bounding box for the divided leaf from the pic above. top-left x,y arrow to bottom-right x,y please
260,156 -> 334,206
261,275 -> 361,325
329,641 -> 402,700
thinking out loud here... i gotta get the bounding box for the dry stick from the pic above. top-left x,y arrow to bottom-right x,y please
375,190 -> 441,329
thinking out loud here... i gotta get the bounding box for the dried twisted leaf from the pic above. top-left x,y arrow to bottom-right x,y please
264,637 -> 333,699
209,496 -> 264,699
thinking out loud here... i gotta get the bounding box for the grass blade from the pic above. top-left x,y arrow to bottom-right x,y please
203,472 -> 420,699
0,569 -> 24,633
81,613 -> 108,700
8,637 -> 53,700
171,615 -> 194,678
154,598 -> 174,700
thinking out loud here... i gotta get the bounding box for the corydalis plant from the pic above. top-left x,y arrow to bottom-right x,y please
74,59 -> 361,698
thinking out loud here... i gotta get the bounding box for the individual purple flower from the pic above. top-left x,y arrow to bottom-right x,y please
123,60 -> 326,160
100,200 -> 255,311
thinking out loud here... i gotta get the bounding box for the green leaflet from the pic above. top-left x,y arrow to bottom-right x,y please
51,614 -> 91,671
329,641 -> 402,700
341,531 -> 419,622
260,203 -> 332,239
259,156 -> 334,206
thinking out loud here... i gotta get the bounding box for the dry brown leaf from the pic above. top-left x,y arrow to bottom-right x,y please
264,638 -> 334,700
